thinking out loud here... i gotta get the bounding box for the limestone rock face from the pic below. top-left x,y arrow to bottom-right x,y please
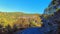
43,0 -> 60,34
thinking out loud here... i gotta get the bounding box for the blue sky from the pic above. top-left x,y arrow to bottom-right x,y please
0,0 -> 52,14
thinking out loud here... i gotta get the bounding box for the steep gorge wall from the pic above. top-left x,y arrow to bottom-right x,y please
43,0 -> 60,34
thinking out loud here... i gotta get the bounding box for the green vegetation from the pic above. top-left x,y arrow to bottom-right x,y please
0,12 -> 42,28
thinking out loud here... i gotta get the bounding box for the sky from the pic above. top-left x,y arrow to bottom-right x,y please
0,0 -> 52,14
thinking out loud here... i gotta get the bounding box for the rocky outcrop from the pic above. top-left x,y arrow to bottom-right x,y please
44,0 -> 60,15
43,0 -> 60,34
